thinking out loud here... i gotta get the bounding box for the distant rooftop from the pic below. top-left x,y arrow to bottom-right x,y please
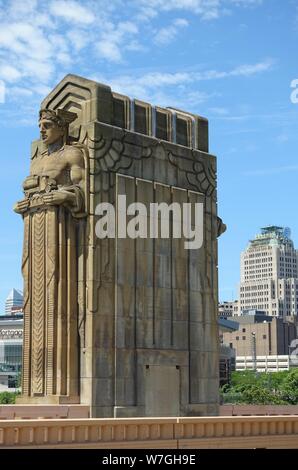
6,288 -> 23,302
238,309 -> 273,323
261,225 -> 283,233
218,318 -> 239,332
4,288 -> 23,316
249,225 -> 293,249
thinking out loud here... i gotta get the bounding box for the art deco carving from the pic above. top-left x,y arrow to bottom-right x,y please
14,108 -> 87,402
88,130 -> 216,198
14,74 -> 223,416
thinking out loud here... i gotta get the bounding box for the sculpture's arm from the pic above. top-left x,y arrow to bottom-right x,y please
68,147 -> 85,187
14,198 -> 30,214
13,176 -> 39,213
43,147 -> 86,215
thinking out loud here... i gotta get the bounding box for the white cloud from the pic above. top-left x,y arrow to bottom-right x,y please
18,57 -> 55,82
138,0 -> 262,20
123,60 -> 273,93
0,64 -> 22,82
118,21 -> 138,35
67,29 -> 91,51
92,71 -> 192,103
95,20 -> 139,62
48,34 -> 71,65
125,40 -> 145,52
244,165 -> 298,177
154,18 -> 189,45
93,58 -> 273,110
138,71 -> 193,87
8,0 -> 38,15
194,59 -> 274,80
94,70 -> 214,108
0,22 -> 52,61
0,0 -> 267,122
229,59 -> 274,76
230,0 -> 262,5
135,6 -> 158,22
96,40 -> 122,62
49,0 -> 95,24
208,106 -> 229,115
0,79 -> 5,103
140,0 -> 222,20
9,86 -> 33,97
33,84 -> 52,96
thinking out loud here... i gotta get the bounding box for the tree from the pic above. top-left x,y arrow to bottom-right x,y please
280,369 -> 298,404
220,370 -> 297,405
0,391 -> 17,404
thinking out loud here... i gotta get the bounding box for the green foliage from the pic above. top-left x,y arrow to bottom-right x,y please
220,369 -> 298,405
279,369 -> 298,404
0,391 -> 19,404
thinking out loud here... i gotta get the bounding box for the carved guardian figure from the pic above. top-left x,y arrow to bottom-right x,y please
14,108 -> 87,403
14,74 -> 224,416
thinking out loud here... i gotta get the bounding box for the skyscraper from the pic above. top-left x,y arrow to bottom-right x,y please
5,288 -> 23,315
239,226 -> 298,318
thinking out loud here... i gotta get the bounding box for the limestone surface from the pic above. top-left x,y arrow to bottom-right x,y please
15,74 -> 224,416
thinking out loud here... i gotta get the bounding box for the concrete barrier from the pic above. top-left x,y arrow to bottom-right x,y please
0,405 -> 89,420
0,415 -> 298,448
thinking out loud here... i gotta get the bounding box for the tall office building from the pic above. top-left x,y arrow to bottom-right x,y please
4,289 -> 23,316
218,300 -> 239,317
239,226 -> 298,318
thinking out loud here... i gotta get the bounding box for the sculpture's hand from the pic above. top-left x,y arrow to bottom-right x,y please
43,190 -> 76,206
14,198 -> 30,214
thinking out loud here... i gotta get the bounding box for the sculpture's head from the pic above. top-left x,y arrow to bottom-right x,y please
39,108 -> 77,146
39,109 -> 65,146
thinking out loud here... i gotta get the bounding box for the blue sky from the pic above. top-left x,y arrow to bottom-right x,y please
0,0 -> 298,311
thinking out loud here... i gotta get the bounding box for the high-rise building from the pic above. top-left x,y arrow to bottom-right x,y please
239,226 -> 298,317
218,300 -> 239,317
4,289 -> 23,316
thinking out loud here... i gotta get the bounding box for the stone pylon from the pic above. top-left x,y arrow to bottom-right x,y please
15,74 -> 225,416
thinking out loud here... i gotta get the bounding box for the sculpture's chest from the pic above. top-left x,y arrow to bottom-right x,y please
31,152 -> 68,180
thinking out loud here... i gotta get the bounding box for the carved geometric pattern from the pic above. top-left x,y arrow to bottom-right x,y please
32,211 -> 45,395
168,151 -> 216,198
21,213 -> 31,395
88,133 -> 215,198
88,133 -> 152,174
45,208 -> 57,395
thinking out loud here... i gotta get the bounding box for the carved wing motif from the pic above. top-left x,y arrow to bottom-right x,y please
88,133 -> 152,174
168,151 -> 216,198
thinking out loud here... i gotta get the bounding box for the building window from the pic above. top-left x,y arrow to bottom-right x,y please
236,336 -> 239,341
242,336 -> 246,340
263,335 -> 266,339
242,328 -> 246,333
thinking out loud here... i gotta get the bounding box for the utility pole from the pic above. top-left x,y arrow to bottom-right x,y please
251,332 -> 257,371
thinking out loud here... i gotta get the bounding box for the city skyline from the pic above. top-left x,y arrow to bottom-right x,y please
1,0 -> 298,309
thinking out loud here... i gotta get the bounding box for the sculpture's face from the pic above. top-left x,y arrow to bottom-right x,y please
39,118 -> 64,145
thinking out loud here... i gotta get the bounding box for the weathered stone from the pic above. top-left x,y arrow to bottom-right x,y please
15,74 -> 225,417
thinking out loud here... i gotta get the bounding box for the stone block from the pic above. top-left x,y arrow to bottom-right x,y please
16,74 -> 221,417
